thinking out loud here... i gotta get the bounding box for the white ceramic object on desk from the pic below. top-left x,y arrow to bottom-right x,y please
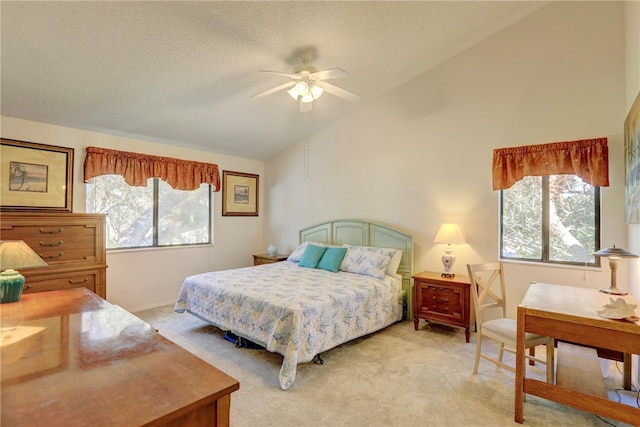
597,297 -> 638,321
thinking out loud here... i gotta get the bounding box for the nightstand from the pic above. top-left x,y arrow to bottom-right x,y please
412,271 -> 473,343
252,253 -> 289,265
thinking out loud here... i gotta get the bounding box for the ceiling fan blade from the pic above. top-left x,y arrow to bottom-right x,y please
258,70 -> 300,79
321,82 -> 360,102
251,81 -> 294,98
310,68 -> 349,80
300,100 -> 312,113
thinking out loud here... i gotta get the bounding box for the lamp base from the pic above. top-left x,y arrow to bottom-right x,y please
599,287 -> 627,296
0,269 -> 25,303
441,251 -> 456,279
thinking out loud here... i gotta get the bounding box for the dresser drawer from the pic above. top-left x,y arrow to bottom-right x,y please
2,225 -> 102,264
22,267 -> 104,296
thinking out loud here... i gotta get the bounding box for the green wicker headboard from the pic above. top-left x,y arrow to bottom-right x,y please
299,219 -> 413,320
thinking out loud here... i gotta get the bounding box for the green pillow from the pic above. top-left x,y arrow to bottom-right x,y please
317,247 -> 348,272
298,244 -> 327,268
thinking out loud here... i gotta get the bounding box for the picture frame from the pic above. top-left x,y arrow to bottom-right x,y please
625,91 -> 640,223
0,138 -> 74,212
222,170 -> 259,216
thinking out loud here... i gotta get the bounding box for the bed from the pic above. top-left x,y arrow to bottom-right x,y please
174,219 -> 413,390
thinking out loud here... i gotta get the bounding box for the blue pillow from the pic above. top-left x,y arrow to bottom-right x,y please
317,247 -> 348,272
298,244 -> 327,268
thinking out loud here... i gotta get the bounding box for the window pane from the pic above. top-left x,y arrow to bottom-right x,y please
548,175 -> 595,264
501,176 -> 542,260
86,175 -> 153,249
158,180 -> 211,246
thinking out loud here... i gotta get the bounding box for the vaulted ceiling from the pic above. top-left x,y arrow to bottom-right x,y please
1,1 -> 546,160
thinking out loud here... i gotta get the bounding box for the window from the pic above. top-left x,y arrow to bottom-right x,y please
86,175 -> 211,249
500,174 -> 600,266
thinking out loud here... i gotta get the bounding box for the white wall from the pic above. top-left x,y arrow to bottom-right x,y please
624,0 -> 640,389
1,116 -> 264,311
265,1 -> 627,317
626,1 -> 640,300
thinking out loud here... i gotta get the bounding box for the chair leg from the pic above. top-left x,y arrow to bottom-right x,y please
529,346 -> 535,366
473,334 -> 482,374
498,343 -> 505,363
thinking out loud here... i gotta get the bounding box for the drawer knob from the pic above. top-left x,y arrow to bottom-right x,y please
39,227 -> 64,234
39,240 -> 63,247
40,252 -> 64,259
68,278 -> 89,285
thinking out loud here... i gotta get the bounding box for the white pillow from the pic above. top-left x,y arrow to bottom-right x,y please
386,250 -> 403,275
339,245 -> 396,280
288,241 -> 337,262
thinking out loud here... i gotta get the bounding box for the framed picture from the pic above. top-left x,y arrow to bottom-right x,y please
0,139 -> 74,212
625,91 -> 640,223
222,170 -> 259,216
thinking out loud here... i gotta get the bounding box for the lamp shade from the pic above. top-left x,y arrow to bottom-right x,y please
593,245 -> 637,295
594,245 -> 638,259
433,224 -> 465,245
0,241 -> 48,303
0,241 -> 49,270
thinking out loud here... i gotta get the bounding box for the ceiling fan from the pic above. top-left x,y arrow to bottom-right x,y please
252,50 -> 360,112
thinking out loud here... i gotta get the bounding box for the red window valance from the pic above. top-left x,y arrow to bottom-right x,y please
492,138 -> 609,190
83,146 -> 220,192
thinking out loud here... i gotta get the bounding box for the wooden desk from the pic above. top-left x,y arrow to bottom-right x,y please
515,282 -> 640,424
1,288 -> 239,426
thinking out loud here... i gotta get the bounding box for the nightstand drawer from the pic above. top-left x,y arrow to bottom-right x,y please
423,285 -> 463,319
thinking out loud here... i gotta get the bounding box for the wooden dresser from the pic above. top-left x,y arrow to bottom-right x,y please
0,213 -> 107,299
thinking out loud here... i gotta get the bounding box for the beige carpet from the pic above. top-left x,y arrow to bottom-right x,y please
135,305 -> 636,427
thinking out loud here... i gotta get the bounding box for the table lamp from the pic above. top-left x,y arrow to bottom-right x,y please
594,245 -> 638,295
433,223 -> 465,278
0,241 -> 48,303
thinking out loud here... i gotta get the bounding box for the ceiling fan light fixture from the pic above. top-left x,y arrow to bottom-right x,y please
287,87 -> 299,100
294,81 -> 309,96
253,54 -> 359,110
310,84 -> 323,99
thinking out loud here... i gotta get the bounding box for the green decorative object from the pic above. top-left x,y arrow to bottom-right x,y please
0,269 -> 27,303
0,241 -> 48,303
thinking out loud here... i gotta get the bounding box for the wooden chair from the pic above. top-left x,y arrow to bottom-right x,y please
467,262 -> 554,383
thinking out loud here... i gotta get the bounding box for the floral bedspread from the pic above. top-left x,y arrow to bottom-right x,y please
174,261 -> 403,390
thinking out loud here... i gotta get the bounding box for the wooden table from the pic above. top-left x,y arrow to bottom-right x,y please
515,282 -> 640,424
1,288 -> 239,426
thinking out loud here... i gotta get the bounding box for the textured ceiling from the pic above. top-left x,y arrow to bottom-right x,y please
1,1 -> 546,160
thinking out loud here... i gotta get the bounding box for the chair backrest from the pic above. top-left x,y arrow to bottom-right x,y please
467,262 -> 507,329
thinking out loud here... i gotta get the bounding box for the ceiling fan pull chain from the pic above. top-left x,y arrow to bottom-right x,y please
304,115 -> 310,180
